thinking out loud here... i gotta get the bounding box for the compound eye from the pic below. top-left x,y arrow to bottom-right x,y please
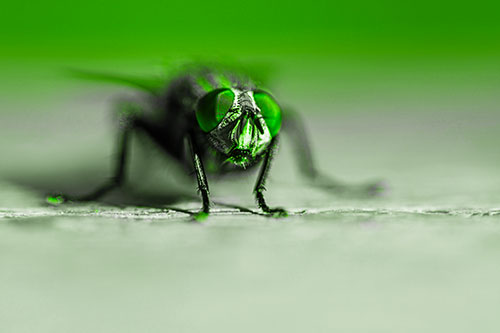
195,89 -> 235,132
253,92 -> 282,137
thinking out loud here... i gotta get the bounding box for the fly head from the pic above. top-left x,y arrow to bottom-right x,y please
195,88 -> 282,168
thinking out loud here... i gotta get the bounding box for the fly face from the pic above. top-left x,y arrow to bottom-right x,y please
195,88 -> 282,168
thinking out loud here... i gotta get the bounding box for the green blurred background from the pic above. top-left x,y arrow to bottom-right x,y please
2,0 -> 500,57
1,1 -> 500,332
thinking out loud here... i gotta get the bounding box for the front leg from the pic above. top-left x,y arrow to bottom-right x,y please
187,133 -> 211,221
254,137 -> 288,218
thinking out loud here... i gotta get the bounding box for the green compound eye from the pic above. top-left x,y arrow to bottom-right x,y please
195,89 -> 235,132
254,92 -> 282,137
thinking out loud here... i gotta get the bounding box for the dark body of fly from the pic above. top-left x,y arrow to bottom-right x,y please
57,67 -> 382,219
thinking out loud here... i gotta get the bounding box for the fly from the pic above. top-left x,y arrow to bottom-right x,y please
50,65 -> 384,220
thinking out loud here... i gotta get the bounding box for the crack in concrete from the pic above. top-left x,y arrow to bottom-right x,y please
2,207 -> 500,220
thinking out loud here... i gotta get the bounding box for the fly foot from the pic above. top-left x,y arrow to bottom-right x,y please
310,173 -> 388,198
360,180 -> 388,197
193,211 -> 209,222
46,194 -> 68,205
263,207 -> 288,218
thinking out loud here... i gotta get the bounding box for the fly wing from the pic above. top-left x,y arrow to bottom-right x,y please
163,59 -> 279,88
226,60 -> 278,87
65,68 -> 166,95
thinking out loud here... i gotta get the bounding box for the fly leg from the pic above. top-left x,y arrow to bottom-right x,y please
77,125 -> 131,201
254,137 -> 288,217
282,108 -> 385,196
50,103 -> 140,204
187,133 -> 211,221
51,122 -> 131,203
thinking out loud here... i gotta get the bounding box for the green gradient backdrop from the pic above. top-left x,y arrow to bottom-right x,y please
2,0 -> 500,58
1,0 -> 500,181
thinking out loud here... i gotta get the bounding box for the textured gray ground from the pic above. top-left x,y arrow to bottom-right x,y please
1,58 -> 500,332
